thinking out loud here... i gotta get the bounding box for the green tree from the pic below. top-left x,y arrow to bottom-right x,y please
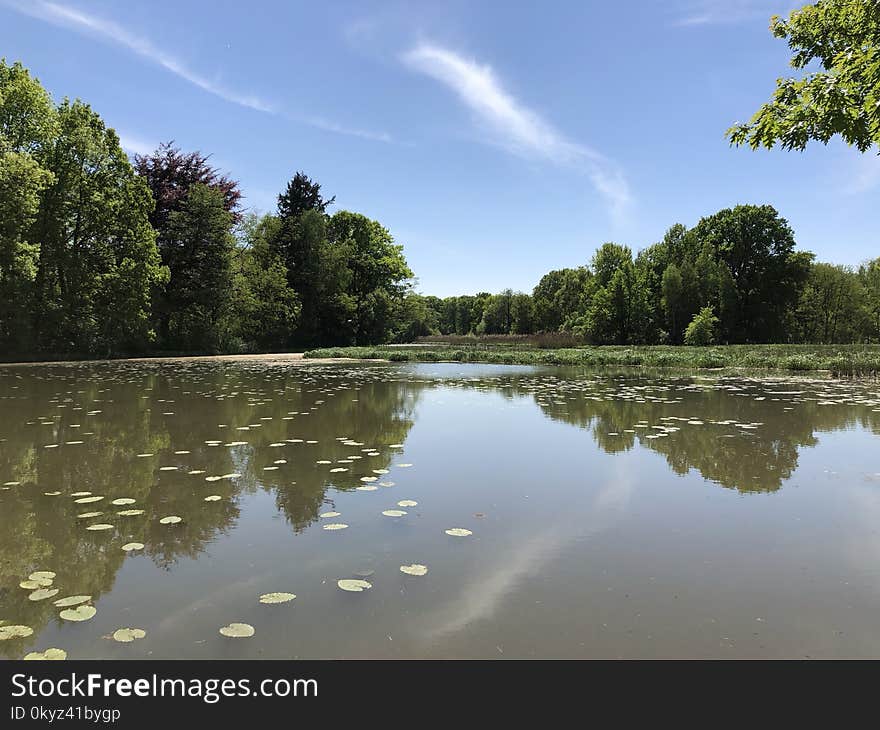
684,306 -> 719,346
31,99 -> 162,355
163,184 -> 235,351
231,213 -> 300,350
728,1 -> 880,152
689,205 -> 812,342
510,293 -> 535,334
795,262 -> 867,342
0,60 -> 56,352
661,264 -> 684,342
327,210 -> 413,344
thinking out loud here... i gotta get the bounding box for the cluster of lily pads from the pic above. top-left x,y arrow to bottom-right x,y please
0,570 -> 147,659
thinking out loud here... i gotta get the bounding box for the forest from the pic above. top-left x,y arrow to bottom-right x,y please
2,56 -> 880,359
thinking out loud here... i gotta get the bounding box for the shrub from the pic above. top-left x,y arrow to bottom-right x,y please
684,307 -> 719,346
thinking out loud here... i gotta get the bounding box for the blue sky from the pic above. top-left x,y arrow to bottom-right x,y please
1,0 -> 878,296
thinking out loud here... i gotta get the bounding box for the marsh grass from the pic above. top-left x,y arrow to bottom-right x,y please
304,343 -> 880,377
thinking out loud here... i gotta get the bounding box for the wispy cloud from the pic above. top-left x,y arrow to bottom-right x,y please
844,153 -> 880,195
401,42 -> 632,223
116,132 -> 157,157
672,0 -> 788,27
2,0 -> 393,142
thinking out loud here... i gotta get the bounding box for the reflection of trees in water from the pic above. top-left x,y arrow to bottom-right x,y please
461,371 -> 880,494
0,362 -> 419,655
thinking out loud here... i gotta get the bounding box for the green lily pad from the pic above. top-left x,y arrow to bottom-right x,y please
319,511 -> 341,518
259,592 -> 296,604
219,623 -> 254,638
159,516 -> 182,524
322,523 -> 348,531
74,496 -> 104,504
111,498 -> 136,506
85,523 -> 114,531
0,625 -> 34,640
121,542 -> 144,552
53,595 -> 91,608
29,571 -> 56,581
23,648 -> 67,660
117,509 -> 145,516
337,579 -> 372,592
59,605 -> 96,622
112,628 -> 146,643
445,528 -> 472,537
28,588 -> 60,601
382,509 -> 407,517
397,500 -> 418,507
400,564 -> 428,576
77,512 -> 103,519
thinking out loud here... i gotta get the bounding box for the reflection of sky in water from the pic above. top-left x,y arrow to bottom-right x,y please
1,361 -> 880,658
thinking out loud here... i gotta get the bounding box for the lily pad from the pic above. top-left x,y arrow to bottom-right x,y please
445,528 -> 473,537
28,588 -> 60,601
74,496 -> 104,504
77,512 -> 103,519
382,509 -> 407,517
204,495 -> 222,502
397,500 -> 418,507
121,542 -> 144,552
23,648 -> 67,660
112,628 -> 146,643
259,592 -> 296,604
85,524 -> 114,531
337,579 -> 372,592
60,605 -> 97,622
53,595 -> 91,608
219,622 -> 254,638
0,625 -> 34,640
29,571 -> 56,581
323,523 -> 349,531
319,511 -> 341,518
159,516 -> 182,524
117,509 -> 145,516
111,498 -> 136,506
400,564 -> 428,576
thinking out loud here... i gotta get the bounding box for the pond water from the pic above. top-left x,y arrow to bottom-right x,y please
1,360 -> 879,659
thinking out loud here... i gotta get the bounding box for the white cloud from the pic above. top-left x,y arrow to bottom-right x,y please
116,132 -> 157,157
402,42 -> 632,223
6,0 -> 273,112
844,153 -> 880,195
672,0 -> 790,27
2,0 -> 393,142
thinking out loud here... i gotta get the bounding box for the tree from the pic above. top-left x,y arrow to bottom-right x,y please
0,60 -> 56,352
133,142 -> 241,231
728,1 -> 880,152
231,213 -> 300,350
661,264 -> 684,342
327,210 -> 413,344
163,184 -> 236,351
30,99 -> 163,355
795,262 -> 867,342
511,293 -> 535,334
689,205 -> 812,342
684,306 -> 719,346
390,293 -> 439,342
133,143 -> 241,346
858,257 -> 880,340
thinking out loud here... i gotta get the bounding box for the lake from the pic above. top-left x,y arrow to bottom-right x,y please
1,359 -> 879,658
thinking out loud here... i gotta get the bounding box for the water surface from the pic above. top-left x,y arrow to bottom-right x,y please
1,360 -> 879,658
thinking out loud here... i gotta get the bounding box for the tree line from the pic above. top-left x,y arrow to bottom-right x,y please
1,60 -> 414,358
414,206 -> 880,345
4,52 -> 880,359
